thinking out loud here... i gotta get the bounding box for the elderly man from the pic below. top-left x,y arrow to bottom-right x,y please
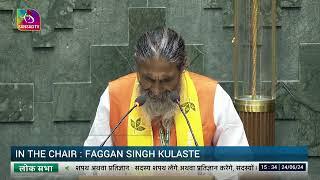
84,27 -> 248,146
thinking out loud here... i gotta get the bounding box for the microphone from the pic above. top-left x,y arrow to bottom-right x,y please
100,94 -> 147,146
170,91 -> 199,146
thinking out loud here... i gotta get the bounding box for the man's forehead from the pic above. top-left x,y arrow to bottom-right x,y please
140,71 -> 176,79
137,58 -> 175,68
137,59 -> 179,75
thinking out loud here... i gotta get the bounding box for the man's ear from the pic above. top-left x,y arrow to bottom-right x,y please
178,57 -> 188,72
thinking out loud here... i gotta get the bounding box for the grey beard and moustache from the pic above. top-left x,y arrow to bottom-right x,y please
139,87 -> 179,130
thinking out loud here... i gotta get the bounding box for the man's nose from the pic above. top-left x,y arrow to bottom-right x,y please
151,82 -> 162,96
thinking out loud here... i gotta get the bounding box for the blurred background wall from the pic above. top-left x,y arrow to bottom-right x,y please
0,0 -> 319,179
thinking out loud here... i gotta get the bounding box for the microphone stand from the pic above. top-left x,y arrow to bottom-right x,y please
176,103 -> 199,146
100,103 -> 138,147
170,91 -> 198,146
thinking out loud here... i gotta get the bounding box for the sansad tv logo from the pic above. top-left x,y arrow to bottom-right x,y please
16,9 -> 41,31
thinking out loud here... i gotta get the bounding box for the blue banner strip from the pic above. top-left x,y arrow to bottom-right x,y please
11,146 -> 308,162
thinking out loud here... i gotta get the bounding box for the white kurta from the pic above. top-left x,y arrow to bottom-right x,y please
84,84 -> 248,146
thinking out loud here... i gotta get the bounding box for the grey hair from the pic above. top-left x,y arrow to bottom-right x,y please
134,27 -> 187,71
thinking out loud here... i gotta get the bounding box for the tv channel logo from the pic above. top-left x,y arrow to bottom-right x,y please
16,9 -> 41,31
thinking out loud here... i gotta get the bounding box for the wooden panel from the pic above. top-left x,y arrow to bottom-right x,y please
239,112 -> 275,146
